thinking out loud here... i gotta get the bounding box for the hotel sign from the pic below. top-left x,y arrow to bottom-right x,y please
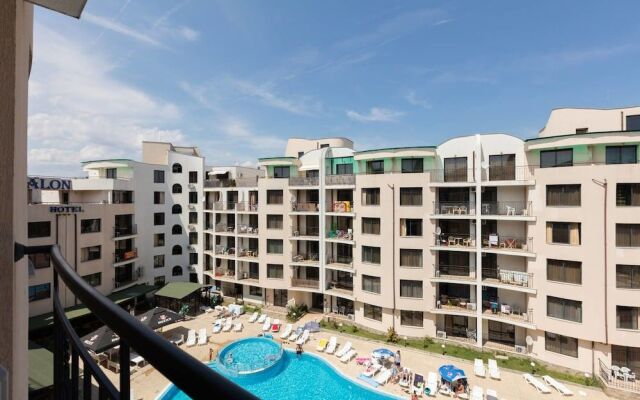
49,205 -> 84,213
25,0 -> 88,19
28,177 -> 72,190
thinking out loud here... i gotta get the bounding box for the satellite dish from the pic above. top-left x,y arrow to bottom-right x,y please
435,227 -> 442,235
525,335 -> 534,346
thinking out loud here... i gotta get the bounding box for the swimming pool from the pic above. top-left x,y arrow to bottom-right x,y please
160,339 -> 400,400
218,337 -> 283,374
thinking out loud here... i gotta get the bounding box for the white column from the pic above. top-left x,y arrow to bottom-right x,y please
474,134 -> 484,347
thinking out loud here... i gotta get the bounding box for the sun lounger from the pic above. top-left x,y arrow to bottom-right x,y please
289,327 -> 303,342
233,322 -> 243,332
270,319 -> 281,332
222,321 -> 233,332
488,359 -> 501,380
412,373 -> 424,395
248,311 -> 259,323
200,306 -> 214,313
486,389 -> 498,400
185,330 -> 196,347
325,337 -> 338,354
335,341 -> 352,358
399,368 -> 411,387
197,328 -> 207,346
296,329 -> 310,345
316,338 -> 328,352
212,319 -> 224,334
340,349 -> 357,363
356,356 -> 370,365
374,367 -> 392,384
523,373 -> 551,393
542,375 -> 573,396
426,372 -> 438,397
363,363 -> 381,378
474,358 -> 486,377
357,374 -> 380,388
471,386 -> 483,400
257,314 -> 267,324
262,317 -> 272,331
280,323 -> 292,339
439,385 -> 451,396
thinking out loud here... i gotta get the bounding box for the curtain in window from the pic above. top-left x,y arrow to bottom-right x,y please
617,306 -> 639,330
400,280 -> 423,298
569,223 -> 581,245
400,249 -> 422,267
546,223 -> 553,243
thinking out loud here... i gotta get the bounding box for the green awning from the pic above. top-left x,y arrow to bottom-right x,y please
29,284 -> 157,331
28,342 -> 53,392
154,282 -> 203,300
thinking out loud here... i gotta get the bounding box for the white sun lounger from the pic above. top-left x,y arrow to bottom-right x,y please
471,385 -> 483,400
289,328 -> 302,342
325,337 -> 338,354
185,330 -> 196,347
474,358 -> 486,377
488,359 -> 501,380
233,322 -> 243,332
222,321 -> 233,332
212,319 -> 224,334
248,312 -> 259,323
335,341 -> 352,358
257,314 -> 267,324
523,373 -> 551,393
295,329 -> 310,345
340,349 -> 357,364
197,328 -> 207,346
262,317 -> 272,331
426,372 -> 438,396
543,375 -> 573,396
280,324 -> 292,339
374,367 -> 392,384
486,388 -> 498,400
399,368 -> 411,387
362,363 -> 381,377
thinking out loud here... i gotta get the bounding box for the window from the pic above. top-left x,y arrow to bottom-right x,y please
105,168 -> 117,179
546,185 -> 581,206
336,163 -> 353,175
616,224 -> 640,247
575,128 -> 588,134
267,215 -> 283,230
320,143 -> 329,149
80,218 -> 101,234
488,154 -> 516,180
189,171 -> 198,183
172,224 -> 182,235
401,158 -> 423,173
28,253 -> 50,269
28,221 -> 50,238
172,163 -> 182,173
400,187 -> 422,206
189,212 -> 198,224
363,303 -> 382,321
617,306 -> 639,330
444,157 -> 468,182
617,183 -> 640,206
617,265 -> 640,289
188,192 -> 197,204
154,255 -> 165,269
154,276 -> 165,286
153,191 -> 165,205
298,151 -> 304,158
172,204 -> 182,214
83,272 -> 102,287
154,212 -> 165,225
627,115 -> 640,131
267,264 -> 284,279
545,332 -> 578,358
612,345 -> 640,376
172,266 -> 183,276
154,233 -> 165,247
400,310 -> 423,327
362,246 -> 381,264
547,296 -> 582,322
81,245 -> 101,262
154,170 -> 165,183
189,232 -> 198,245
540,149 -> 573,168
267,190 -> 283,205
362,275 -> 381,294
366,160 -> 384,174
400,249 -> 422,268
249,286 -> 262,296
546,222 -> 580,245
172,184 -> 182,194
189,253 -> 198,265
547,259 -> 581,284
172,245 -> 182,255
273,166 -> 290,178
362,217 -> 380,235
267,239 -> 283,254
400,280 -> 423,298
29,283 -> 51,302
400,219 -> 422,236
362,188 -> 380,206
606,145 -> 637,165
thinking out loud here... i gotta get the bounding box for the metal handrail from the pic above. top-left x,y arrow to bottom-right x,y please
34,244 -> 258,400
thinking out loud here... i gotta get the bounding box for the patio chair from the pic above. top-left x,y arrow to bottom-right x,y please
620,367 -> 636,381
612,365 -> 625,380
448,236 -> 456,246
474,359 -> 486,377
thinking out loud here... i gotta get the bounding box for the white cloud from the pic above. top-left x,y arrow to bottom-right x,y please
405,91 -> 432,110
178,26 -> 200,41
230,79 -> 322,116
346,107 -> 405,123
83,12 -> 161,47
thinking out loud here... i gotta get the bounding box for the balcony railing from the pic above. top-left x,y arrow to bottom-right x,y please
325,174 -> 355,186
482,303 -> 534,324
430,168 -> 476,183
481,201 -> 532,216
204,179 -> 235,188
236,201 -> 259,212
433,202 -> 474,215
435,296 -> 477,312
215,246 -> 235,256
292,253 -> 319,263
215,223 -> 234,233
291,278 -> 320,289
238,225 -> 259,234
213,201 -> 237,211
237,249 -> 259,258
326,255 -> 353,267
483,165 -> 533,182
113,248 -> 138,263
598,359 -> 640,394
482,268 -> 533,288
481,234 -> 533,252
326,229 -> 353,240
238,271 -> 259,281
292,227 -> 320,237
433,233 -> 476,248
289,175 -> 319,186
327,201 -> 354,213
113,224 -> 137,238
435,264 -> 476,279
215,267 -> 235,278
22,244 -> 256,400
114,267 -> 143,288
291,202 -> 318,212
326,280 -> 354,292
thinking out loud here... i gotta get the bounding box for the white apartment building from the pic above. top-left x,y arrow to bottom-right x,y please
200,108 -> 640,377
27,141 -> 204,322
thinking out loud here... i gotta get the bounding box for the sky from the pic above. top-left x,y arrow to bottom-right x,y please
28,0 -> 640,176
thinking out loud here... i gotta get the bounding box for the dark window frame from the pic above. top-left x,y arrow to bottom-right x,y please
540,149 -> 573,168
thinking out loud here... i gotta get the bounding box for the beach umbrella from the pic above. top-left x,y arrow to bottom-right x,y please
82,325 -> 120,353
372,348 -> 395,359
438,364 -> 467,382
137,307 -> 184,330
303,321 -> 320,332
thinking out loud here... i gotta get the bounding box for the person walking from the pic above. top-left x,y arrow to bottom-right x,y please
395,350 -> 402,368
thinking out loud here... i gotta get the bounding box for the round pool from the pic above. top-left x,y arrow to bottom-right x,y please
217,337 -> 283,375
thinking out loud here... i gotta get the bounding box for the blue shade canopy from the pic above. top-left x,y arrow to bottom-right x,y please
438,364 -> 467,382
372,348 -> 395,359
303,321 -> 321,332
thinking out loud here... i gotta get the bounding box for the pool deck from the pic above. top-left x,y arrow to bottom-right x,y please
101,311 -> 613,399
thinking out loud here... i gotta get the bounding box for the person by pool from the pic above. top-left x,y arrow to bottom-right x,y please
395,350 -> 401,367
225,352 -> 233,366
296,343 -> 303,356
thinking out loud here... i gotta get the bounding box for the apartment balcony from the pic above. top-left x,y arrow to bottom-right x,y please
214,267 -> 235,279
325,255 -> 354,270
215,223 -> 235,234
326,229 -> 354,244
290,202 -> 319,213
429,168 -> 476,185
432,296 -> 477,316
214,246 -> 235,258
291,227 -> 320,239
291,253 -> 319,266
481,234 -> 534,257
237,224 -> 259,236
482,305 -> 535,328
325,280 -> 354,299
325,174 -> 355,186
482,267 -> 535,293
238,271 -> 259,283
291,278 -> 320,290
433,265 -> 477,283
481,165 -> 535,185
289,175 -> 319,187
213,201 -> 237,211
113,248 -> 138,264
113,224 -> 137,239
113,266 -> 143,289
432,202 -> 475,218
431,233 -> 476,252
435,327 -> 477,345
326,200 -> 355,215
204,179 -> 235,188
237,248 -> 259,260
480,201 -> 534,220
236,201 -> 259,212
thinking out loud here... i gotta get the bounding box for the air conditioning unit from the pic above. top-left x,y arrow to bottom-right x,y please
188,245 -> 196,251
436,330 -> 447,339
188,225 -> 196,231
188,204 -> 196,210
514,345 -> 527,354
189,183 -> 196,189
188,266 -> 196,272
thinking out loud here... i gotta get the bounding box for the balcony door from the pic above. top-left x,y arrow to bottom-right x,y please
274,289 -> 288,307
488,154 -> 515,180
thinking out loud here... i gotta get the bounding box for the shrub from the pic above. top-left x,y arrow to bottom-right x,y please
287,303 -> 308,322
423,336 -> 434,348
386,327 -> 399,343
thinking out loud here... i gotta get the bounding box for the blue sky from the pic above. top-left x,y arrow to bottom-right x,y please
28,0 -> 640,175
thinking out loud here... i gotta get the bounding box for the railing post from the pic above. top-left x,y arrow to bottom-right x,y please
119,341 -> 130,400
71,347 -> 79,400
53,269 -> 63,400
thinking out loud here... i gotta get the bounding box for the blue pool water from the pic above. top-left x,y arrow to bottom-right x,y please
160,339 -> 399,400
218,337 -> 283,374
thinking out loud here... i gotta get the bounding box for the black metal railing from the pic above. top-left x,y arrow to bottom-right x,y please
24,244 -> 257,400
